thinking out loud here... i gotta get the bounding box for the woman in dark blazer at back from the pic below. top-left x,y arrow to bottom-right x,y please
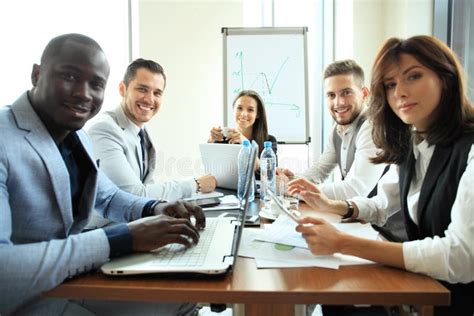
288,35 -> 474,316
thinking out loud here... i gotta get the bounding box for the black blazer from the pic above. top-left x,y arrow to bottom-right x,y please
399,132 -> 474,316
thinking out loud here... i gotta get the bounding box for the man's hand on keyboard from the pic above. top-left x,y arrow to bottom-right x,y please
127,215 -> 200,252
153,200 -> 206,230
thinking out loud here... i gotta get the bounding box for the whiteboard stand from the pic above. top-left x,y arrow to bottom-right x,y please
222,27 -> 310,145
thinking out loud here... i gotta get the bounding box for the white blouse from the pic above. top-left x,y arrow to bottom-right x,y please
352,141 -> 474,284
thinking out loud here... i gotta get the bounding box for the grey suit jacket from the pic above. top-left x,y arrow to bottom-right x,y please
87,105 -> 195,201
0,93 -> 150,315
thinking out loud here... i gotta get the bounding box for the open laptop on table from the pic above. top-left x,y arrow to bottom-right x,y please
101,144 -> 257,276
199,143 -> 241,190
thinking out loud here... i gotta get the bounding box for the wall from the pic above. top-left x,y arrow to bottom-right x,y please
352,0 -> 433,84
334,0 -> 354,60
138,0 -> 243,180
0,0 -> 129,108
352,0 -> 384,83
137,0 -> 434,182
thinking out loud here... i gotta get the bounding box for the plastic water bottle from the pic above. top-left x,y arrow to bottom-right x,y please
260,141 -> 276,210
237,140 -> 255,203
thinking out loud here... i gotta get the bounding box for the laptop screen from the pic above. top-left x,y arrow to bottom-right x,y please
199,143 -> 241,190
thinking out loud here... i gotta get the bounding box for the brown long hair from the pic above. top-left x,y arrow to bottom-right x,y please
232,90 -> 269,154
369,35 -> 474,164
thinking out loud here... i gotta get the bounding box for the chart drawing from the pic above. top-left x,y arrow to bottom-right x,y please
224,28 -> 309,143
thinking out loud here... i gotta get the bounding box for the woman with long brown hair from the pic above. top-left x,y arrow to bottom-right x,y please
208,89 -> 277,157
288,35 -> 474,315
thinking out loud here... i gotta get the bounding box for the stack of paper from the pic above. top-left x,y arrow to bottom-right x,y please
239,228 -> 340,269
238,216 -> 378,269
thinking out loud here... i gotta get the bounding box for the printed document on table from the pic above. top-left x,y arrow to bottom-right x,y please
239,228 -> 340,269
254,258 -> 329,269
254,215 -> 307,248
335,253 -> 375,265
256,216 -> 379,248
253,216 -> 377,266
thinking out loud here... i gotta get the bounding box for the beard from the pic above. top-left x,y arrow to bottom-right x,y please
332,109 -> 361,126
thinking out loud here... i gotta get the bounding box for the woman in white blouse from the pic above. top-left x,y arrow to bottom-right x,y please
288,35 -> 474,315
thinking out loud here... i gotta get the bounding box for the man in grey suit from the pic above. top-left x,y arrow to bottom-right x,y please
0,33 -> 202,315
87,58 -> 217,202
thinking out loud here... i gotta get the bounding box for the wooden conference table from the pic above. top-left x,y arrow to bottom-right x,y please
45,200 -> 450,316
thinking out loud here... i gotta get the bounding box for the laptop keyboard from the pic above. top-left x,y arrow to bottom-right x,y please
150,218 -> 219,267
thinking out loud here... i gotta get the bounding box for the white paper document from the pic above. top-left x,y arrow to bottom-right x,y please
254,215 -> 307,248
239,228 -> 340,269
241,216 -> 378,268
254,258 -> 329,269
256,215 -> 379,248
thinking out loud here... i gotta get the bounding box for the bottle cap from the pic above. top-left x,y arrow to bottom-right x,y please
242,139 -> 250,146
264,141 -> 272,148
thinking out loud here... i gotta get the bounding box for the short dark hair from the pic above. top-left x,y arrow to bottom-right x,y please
40,33 -> 104,65
369,35 -> 474,164
323,59 -> 365,88
123,58 -> 166,88
232,90 -> 269,155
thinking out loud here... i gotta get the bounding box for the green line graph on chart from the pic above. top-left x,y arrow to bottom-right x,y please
231,50 -> 302,117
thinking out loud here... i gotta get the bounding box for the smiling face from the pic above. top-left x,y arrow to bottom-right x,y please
233,95 -> 258,132
325,74 -> 368,126
120,67 -> 165,127
383,53 -> 443,132
30,39 -> 109,142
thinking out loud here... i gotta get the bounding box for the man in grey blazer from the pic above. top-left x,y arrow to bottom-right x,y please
87,58 -> 217,202
0,33 -> 202,315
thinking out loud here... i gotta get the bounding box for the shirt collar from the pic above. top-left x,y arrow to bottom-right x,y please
412,137 -> 435,161
125,117 -> 144,136
58,131 -> 80,154
118,105 -> 146,136
336,112 -> 364,136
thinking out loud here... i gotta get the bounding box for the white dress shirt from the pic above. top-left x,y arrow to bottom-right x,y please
353,141 -> 474,284
301,117 -> 387,200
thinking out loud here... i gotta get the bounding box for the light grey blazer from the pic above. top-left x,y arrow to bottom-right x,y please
0,93 -> 150,315
87,105 -> 195,201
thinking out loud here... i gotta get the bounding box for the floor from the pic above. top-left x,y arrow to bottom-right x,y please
197,304 -> 323,316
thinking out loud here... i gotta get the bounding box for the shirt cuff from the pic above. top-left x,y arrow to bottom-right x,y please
351,196 -> 370,219
103,223 -> 133,258
402,240 -> 418,271
187,178 -> 198,197
142,199 -> 159,217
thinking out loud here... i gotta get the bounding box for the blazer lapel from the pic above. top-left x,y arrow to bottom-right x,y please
73,131 -> 99,232
115,105 -> 143,177
12,94 -> 73,231
399,151 -> 415,206
399,149 -> 420,239
417,145 -> 451,223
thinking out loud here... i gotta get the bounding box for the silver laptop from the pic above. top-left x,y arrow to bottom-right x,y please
199,143 -> 241,190
101,144 -> 257,276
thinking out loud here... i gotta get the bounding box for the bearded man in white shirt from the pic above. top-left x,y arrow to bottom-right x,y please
280,59 -> 387,200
